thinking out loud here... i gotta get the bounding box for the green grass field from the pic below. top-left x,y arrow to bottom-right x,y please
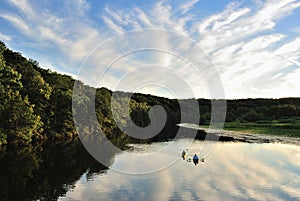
222,122 -> 300,138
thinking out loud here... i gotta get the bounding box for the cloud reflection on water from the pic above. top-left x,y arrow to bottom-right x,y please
59,140 -> 300,201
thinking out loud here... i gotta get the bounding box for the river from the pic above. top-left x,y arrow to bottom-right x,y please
0,137 -> 299,200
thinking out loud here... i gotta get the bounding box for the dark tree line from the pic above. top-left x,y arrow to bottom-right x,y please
0,41 -> 299,145
224,98 -> 300,123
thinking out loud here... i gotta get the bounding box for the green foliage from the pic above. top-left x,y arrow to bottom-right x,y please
242,110 -> 262,122
3,44 -> 52,132
200,113 -> 211,124
275,104 -> 298,118
0,128 -> 7,146
0,46 -> 43,144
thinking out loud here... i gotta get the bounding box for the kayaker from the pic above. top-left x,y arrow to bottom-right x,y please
182,150 -> 186,160
193,154 -> 199,165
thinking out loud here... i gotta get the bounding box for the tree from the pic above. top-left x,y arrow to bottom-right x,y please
275,104 -> 298,118
2,45 -> 52,131
0,44 -> 43,144
242,110 -> 262,122
1,90 -> 43,144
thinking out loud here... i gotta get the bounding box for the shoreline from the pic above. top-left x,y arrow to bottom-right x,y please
203,128 -> 300,146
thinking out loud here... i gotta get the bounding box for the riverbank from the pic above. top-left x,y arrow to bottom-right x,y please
223,122 -> 300,138
178,123 -> 300,145
201,128 -> 300,146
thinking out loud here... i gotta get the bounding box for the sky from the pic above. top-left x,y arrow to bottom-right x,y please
0,0 -> 300,99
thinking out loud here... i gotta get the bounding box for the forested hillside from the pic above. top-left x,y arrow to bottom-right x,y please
0,41 -> 299,145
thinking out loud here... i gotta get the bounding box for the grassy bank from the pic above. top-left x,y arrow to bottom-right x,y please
222,122 -> 300,138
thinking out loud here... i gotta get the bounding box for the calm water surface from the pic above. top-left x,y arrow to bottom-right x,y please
58,139 -> 300,201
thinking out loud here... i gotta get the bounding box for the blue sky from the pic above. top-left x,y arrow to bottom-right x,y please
0,0 -> 300,99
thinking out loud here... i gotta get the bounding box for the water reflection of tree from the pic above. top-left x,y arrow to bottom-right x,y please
0,140 -> 109,201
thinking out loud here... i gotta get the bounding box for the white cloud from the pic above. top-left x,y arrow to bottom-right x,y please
1,0 -> 300,98
240,34 -> 285,53
1,0 -> 107,75
94,0 -> 300,98
275,37 -> 300,60
104,5 -> 128,26
0,13 -> 32,36
0,32 -> 11,41
7,0 -> 35,17
134,8 -> 153,27
102,16 -> 125,34
178,0 -> 199,14
195,0 -> 300,52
